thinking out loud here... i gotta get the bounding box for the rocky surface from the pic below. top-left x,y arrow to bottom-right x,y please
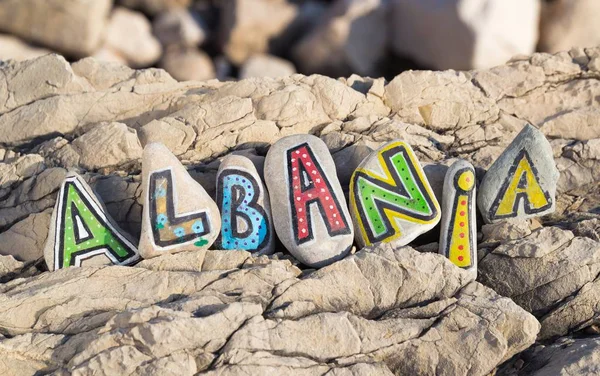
0,244 -> 539,375
0,49 -> 598,373
479,224 -> 600,340
498,335 -> 600,375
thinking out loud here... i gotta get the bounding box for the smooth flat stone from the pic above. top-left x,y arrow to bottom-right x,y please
478,124 -> 559,224
264,134 -> 354,267
438,159 -> 477,276
44,172 -> 140,271
138,142 -> 221,259
349,140 -> 440,248
214,154 -> 275,255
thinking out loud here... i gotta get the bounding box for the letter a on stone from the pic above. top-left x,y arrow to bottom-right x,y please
478,124 -> 559,224
439,160 -> 477,276
44,172 -> 140,271
138,143 -> 221,259
215,155 -> 274,255
490,150 -> 551,220
350,140 -> 440,248
265,134 -> 353,268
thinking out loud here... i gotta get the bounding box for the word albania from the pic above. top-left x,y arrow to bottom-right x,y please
45,125 -> 559,273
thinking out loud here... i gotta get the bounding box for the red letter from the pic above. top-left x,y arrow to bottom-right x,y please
287,143 -> 350,244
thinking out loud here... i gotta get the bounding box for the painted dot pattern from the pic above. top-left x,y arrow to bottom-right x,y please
58,181 -> 134,269
219,172 -> 267,251
288,144 -> 348,244
446,169 -> 475,268
352,144 -> 436,245
149,170 -> 210,247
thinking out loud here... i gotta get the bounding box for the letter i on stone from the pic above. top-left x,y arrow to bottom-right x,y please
349,140 -> 441,248
438,160 -> 477,276
44,172 -> 140,271
265,134 -> 354,268
214,154 -> 275,255
138,143 -> 221,259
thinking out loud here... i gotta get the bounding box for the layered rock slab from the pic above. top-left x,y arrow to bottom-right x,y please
498,335 -> 600,376
0,244 -> 538,375
479,225 -> 600,339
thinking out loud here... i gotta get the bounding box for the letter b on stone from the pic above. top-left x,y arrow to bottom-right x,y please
216,170 -> 271,252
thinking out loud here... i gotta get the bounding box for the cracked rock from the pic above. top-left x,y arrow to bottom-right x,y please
479,225 -> 600,339
0,48 -> 599,375
498,335 -> 600,375
0,244 -> 537,375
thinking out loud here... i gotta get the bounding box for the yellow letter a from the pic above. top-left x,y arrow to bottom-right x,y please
491,150 -> 552,220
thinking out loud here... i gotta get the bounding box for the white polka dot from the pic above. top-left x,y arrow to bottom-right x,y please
308,194 -> 312,198
329,205 -> 333,209
307,162 -> 312,166
293,176 -> 298,180
302,154 -> 307,158
299,218 -> 303,222
316,179 -> 321,183
294,186 -> 299,189
333,214 -> 337,218
298,208 -> 303,212
297,197 -> 301,201
292,158 -> 295,162
296,150 -> 300,154
292,168 -> 297,171
336,221 -> 339,225
312,170 -> 317,175
301,229 -> 306,233
320,188 -> 325,192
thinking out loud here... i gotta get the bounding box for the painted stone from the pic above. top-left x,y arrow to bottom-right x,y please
214,154 -> 275,255
349,140 -> 441,248
438,159 -> 477,276
43,172 -> 140,271
478,124 -> 559,224
138,142 -> 221,259
264,134 -> 354,267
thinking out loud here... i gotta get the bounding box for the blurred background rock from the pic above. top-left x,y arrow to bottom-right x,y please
0,0 -> 597,80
